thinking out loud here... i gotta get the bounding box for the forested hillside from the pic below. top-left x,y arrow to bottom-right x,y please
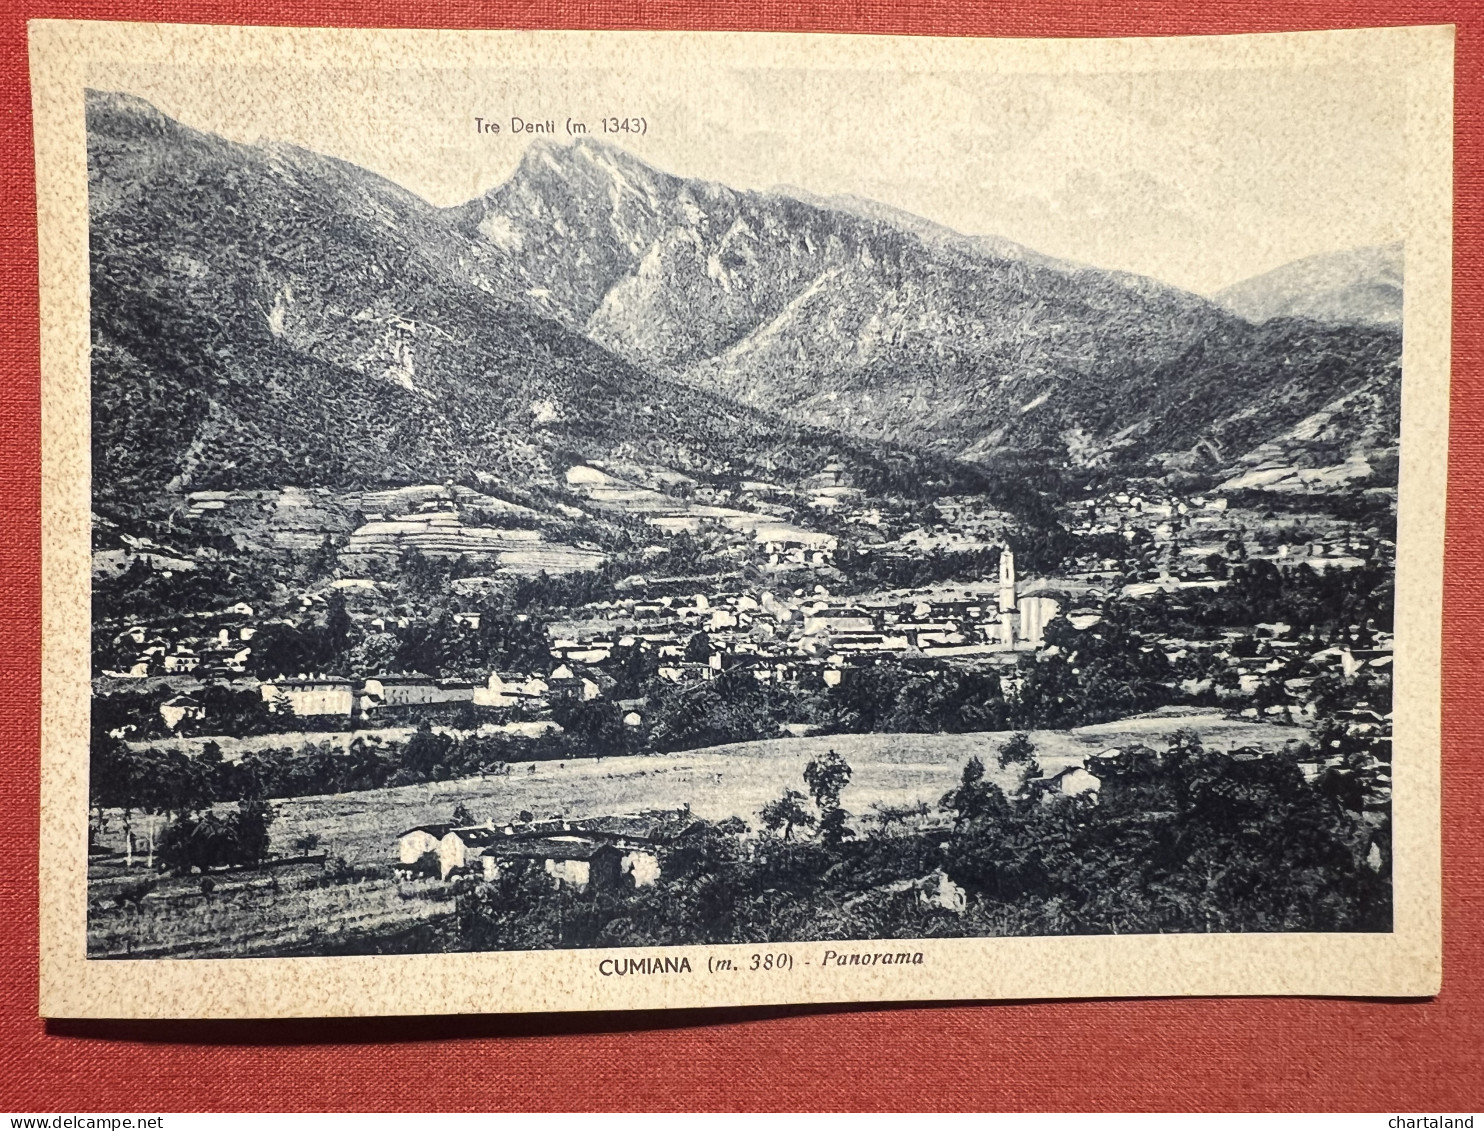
87,91 -> 951,521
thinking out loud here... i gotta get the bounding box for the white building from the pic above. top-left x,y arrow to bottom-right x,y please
263,677 -> 355,717
1017,595 -> 1061,647
159,694 -> 204,731
473,672 -> 548,707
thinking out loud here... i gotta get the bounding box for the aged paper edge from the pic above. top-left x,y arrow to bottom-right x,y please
31,20 -> 1452,1019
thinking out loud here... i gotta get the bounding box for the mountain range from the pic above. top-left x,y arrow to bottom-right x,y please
86,89 -> 1403,520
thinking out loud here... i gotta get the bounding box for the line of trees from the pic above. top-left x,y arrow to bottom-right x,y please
89,737 -> 278,875
89,715 -> 597,853
1121,559 -> 1395,642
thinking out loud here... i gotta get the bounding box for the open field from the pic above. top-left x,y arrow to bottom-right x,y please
241,710 -> 1306,866
565,463 -> 824,542
87,857 -> 456,958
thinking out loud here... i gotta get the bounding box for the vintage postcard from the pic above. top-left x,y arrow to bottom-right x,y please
31,21 -> 1451,1018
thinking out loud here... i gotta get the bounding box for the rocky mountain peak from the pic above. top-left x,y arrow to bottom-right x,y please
87,89 -> 1403,497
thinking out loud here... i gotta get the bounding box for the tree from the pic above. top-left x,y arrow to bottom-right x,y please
940,756 -> 1007,826
400,721 -> 456,782
325,591 -> 354,653
232,799 -> 275,866
89,733 -> 136,864
608,641 -> 659,698
307,534 -> 340,580
1015,605 -> 1174,729
760,788 -> 815,841
157,798 -> 276,875
552,697 -> 633,757
999,733 -> 1040,775
341,631 -> 401,678
646,671 -> 781,753
997,732 -> 1043,798
474,609 -> 554,673
1162,728 -> 1204,772
249,622 -> 324,679
804,748 -> 852,808
684,631 -> 713,664
451,802 -> 477,827
804,748 -> 854,846
129,746 -> 216,868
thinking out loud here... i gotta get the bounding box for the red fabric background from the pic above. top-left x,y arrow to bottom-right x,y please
1,0 -> 1481,1112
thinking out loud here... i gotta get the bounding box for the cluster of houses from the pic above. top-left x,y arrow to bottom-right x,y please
395,807 -> 700,888
103,463 -> 1398,751
542,550 -> 1063,694
396,804 -> 974,916
1064,488 -> 1390,585
143,664 -> 600,733
1146,616 -> 1395,723
261,664 -> 600,721
132,535 -> 1395,738
102,603 -> 259,680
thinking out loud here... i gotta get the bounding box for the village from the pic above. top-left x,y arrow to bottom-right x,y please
83,458 -> 1398,941
93,458 -> 1397,749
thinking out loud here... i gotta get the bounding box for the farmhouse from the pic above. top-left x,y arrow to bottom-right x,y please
414,808 -> 695,884
436,826 -> 502,878
476,838 -> 630,891
571,808 -> 700,847
431,825 -> 634,890
159,693 -> 205,731
395,824 -> 450,871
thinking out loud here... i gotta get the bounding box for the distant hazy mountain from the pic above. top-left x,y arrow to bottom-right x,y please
85,91 -> 931,517
1213,243 -> 1404,328
456,138 -> 1402,474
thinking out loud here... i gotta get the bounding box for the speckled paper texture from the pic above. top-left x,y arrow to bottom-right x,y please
31,21 -> 1450,1019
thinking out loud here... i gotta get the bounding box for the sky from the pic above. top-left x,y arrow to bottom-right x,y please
88,58 -> 1405,294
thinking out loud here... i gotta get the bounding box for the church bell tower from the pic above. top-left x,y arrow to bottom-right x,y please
998,549 -> 1016,613
998,549 -> 1019,646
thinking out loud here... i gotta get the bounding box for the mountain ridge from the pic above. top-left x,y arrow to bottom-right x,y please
454,136 -> 1401,476
88,90 -> 959,526
88,91 -> 1402,517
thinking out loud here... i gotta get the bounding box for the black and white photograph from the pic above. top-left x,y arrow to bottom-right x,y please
32,24 -> 1449,1010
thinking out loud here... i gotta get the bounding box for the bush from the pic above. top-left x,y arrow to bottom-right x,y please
156,799 -> 277,875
